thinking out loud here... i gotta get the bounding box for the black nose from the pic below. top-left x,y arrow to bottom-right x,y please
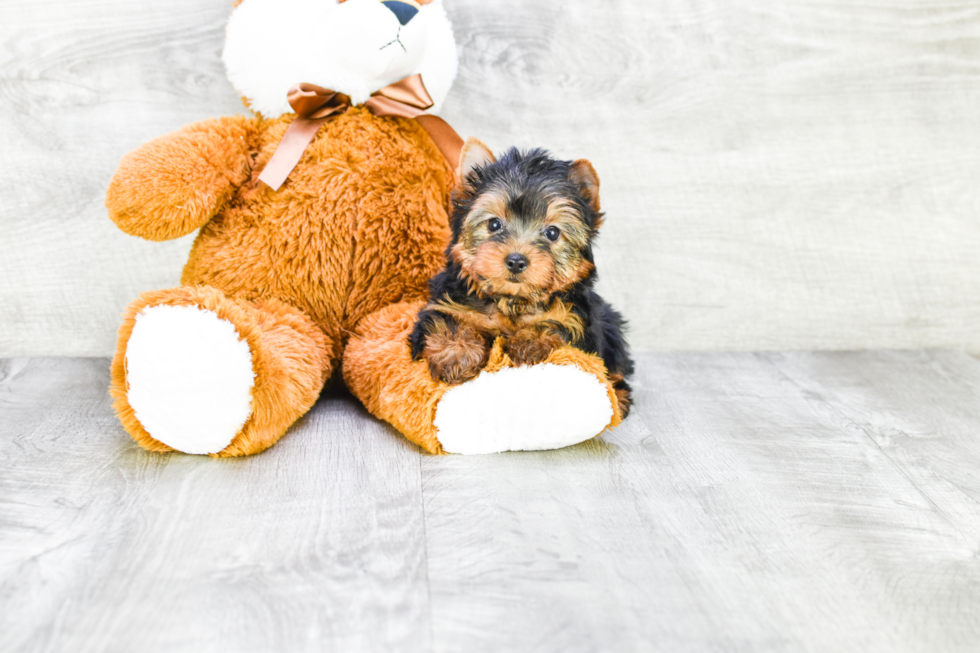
382,1 -> 419,25
505,253 -> 529,274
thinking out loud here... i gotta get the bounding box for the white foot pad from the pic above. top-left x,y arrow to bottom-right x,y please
126,305 -> 256,455
434,363 -> 614,455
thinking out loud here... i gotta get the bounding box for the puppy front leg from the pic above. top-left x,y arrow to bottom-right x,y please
504,326 -> 566,366
411,312 -> 491,385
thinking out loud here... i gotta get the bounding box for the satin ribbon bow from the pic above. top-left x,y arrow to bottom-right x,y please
258,74 -> 462,190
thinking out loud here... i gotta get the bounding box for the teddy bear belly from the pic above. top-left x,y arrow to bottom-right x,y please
180,209 -> 355,337
180,114 -> 453,347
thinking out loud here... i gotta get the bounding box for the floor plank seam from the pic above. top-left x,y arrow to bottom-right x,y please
417,445 -> 436,652
761,352 -> 980,555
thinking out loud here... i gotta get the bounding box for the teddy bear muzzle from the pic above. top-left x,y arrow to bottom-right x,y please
339,0 -> 422,25
382,1 -> 419,25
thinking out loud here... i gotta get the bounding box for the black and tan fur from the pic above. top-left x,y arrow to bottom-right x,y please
410,139 -> 634,416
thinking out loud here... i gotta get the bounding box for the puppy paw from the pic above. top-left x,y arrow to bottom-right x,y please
422,325 -> 490,385
504,330 -> 564,366
609,372 -> 632,418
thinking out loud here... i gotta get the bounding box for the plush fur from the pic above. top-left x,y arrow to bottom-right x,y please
107,0 -> 624,456
434,362 -> 616,455
125,304 -> 256,455
224,0 -> 457,117
107,109 -> 453,456
342,300 -> 624,455
409,142 -> 634,416
110,285 -> 332,457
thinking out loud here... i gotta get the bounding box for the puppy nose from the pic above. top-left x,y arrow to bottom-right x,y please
505,253 -> 529,274
382,0 -> 419,25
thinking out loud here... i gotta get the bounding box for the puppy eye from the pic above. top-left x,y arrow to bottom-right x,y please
487,218 -> 503,233
544,226 -> 561,242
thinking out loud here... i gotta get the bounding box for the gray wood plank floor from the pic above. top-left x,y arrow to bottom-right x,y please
3,352 -> 980,652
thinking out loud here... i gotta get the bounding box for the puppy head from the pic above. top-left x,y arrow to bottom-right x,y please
449,139 -> 603,300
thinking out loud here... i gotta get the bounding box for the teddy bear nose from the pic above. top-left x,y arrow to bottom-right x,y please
506,253 -> 529,274
382,1 -> 419,25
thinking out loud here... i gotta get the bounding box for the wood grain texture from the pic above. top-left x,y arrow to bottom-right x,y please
420,350 -> 980,652
441,0 -> 980,354
3,352 -> 980,651
0,358 -> 430,653
0,0 -> 245,357
3,0 -> 980,355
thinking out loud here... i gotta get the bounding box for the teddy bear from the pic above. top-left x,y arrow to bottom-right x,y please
106,0 -> 625,457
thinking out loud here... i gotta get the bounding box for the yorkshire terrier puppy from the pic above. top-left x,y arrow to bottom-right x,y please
409,139 -> 634,416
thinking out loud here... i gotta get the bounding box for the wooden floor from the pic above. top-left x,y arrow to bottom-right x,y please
2,353 -> 980,652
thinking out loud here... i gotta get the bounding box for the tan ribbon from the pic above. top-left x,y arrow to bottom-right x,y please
258,74 -> 463,190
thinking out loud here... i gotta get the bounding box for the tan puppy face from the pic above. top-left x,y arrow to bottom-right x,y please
450,139 -> 602,301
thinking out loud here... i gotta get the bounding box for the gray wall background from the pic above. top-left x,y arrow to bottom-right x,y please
2,0 -> 980,357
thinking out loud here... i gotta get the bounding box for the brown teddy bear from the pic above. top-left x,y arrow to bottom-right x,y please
106,0 -> 624,457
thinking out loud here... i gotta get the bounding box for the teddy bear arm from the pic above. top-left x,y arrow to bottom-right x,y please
106,116 -> 257,242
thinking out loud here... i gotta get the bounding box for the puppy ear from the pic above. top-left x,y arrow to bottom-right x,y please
569,159 -> 601,212
459,138 -> 496,191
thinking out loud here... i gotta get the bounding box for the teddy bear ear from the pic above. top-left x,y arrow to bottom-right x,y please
569,159 -> 601,213
459,138 -> 496,191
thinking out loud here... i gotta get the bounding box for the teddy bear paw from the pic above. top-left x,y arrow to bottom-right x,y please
433,363 -> 615,455
124,305 -> 256,455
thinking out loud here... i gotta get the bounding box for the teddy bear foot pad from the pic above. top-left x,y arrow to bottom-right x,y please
126,305 -> 256,455
434,362 -> 615,455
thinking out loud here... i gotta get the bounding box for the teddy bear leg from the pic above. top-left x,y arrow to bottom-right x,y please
343,301 -> 624,455
111,285 -> 334,457
431,354 -> 621,455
